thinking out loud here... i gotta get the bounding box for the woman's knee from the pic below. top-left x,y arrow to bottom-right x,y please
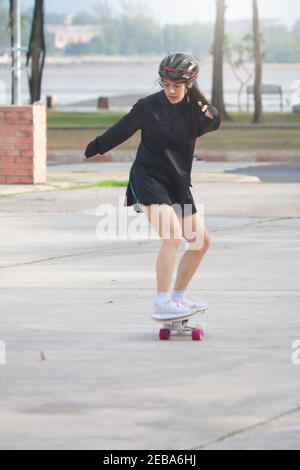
187,231 -> 211,252
144,204 -> 182,242
163,237 -> 181,250
204,233 -> 211,250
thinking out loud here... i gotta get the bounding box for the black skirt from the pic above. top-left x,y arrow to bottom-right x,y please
124,170 -> 197,217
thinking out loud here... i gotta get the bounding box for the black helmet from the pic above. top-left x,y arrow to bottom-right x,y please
159,52 -> 199,82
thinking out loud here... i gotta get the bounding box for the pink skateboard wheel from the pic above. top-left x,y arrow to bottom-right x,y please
159,328 -> 171,340
192,329 -> 204,341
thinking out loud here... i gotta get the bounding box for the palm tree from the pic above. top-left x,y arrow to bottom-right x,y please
252,0 -> 263,123
26,0 -> 46,103
212,0 -> 231,121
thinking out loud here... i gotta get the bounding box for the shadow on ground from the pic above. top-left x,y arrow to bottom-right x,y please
225,163 -> 300,183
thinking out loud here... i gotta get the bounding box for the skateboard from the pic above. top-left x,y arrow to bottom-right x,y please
153,308 -> 206,341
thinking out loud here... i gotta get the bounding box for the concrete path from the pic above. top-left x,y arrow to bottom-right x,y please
0,162 -> 299,449
2,161 -> 300,197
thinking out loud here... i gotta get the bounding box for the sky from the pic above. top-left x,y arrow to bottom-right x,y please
4,0 -> 300,27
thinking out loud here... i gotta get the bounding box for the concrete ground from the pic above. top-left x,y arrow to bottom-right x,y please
0,161 -> 299,450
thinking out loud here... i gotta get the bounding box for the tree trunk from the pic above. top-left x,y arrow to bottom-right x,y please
252,0 -> 262,123
26,0 -> 46,103
212,0 -> 231,121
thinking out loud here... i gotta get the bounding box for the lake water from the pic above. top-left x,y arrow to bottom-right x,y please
0,58 -> 299,112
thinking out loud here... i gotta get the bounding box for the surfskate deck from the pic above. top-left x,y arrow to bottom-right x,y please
153,308 -> 206,341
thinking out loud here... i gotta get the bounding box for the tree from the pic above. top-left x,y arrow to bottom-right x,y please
0,0 -> 8,46
292,19 -> 300,34
163,22 -> 213,57
0,0 -> 5,46
26,0 -> 46,103
120,0 -> 150,18
212,0 -> 231,121
224,33 -> 253,112
8,0 -> 15,102
252,0 -> 263,123
93,0 -> 112,23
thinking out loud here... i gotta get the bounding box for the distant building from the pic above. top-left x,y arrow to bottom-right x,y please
46,25 -> 100,49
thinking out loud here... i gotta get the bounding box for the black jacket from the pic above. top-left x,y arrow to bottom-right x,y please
85,90 -> 221,208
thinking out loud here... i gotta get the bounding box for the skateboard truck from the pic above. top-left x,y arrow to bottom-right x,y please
155,308 -> 206,341
159,319 -> 205,341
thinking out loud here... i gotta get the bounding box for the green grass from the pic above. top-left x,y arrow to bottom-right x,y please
54,180 -> 129,191
200,128 -> 300,151
47,111 -> 124,128
67,180 -> 129,190
98,180 -> 128,187
47,110 -> 300,152
226,112 -> 300,125
0,180 -> 129,198
47,111 -> 300,128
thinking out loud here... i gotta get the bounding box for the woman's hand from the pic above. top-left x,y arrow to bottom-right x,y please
84,139 -> 101,159
197,101 -> 214,119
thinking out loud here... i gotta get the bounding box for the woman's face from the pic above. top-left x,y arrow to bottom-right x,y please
161,79 -> 190,104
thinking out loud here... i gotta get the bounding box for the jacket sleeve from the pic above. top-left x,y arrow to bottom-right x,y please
94,99 -> 144,155
195,105 -> 221,137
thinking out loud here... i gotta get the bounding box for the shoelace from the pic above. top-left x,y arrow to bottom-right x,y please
165,300 -> 185,310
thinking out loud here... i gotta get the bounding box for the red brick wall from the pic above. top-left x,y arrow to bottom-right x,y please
0,103 -> 47,184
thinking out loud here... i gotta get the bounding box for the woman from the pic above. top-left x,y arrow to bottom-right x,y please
84,52 -> 221,321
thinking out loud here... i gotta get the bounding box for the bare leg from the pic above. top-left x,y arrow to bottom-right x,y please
174,213 -> 211,291
156,240 -> 178,292
141,204 -> 183,293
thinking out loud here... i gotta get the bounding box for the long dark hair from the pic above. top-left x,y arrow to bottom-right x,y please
157,77 -> 211,107
187,80 -> 210,107
187,81 -> 212,135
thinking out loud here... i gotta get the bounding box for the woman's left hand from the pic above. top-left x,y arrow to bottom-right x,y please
197,101 -> 214,119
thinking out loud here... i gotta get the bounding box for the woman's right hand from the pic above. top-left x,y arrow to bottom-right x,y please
84,139 -> 101,159
197,101 -> 214,119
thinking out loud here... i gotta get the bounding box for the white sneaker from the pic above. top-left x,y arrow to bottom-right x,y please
176,296 -> 207,312
152,299 -> 192,321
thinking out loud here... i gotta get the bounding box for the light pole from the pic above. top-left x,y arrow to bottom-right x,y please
11,0 -> 21,105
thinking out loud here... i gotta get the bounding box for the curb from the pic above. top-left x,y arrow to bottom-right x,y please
48,149 -> 300,164
198,150 -> 300,163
